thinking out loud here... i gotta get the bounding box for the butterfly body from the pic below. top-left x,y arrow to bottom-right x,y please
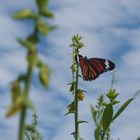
78,54 -> 115,81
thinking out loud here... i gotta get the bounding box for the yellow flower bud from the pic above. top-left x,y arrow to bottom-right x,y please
77,90 -> 84,101
39,65 -> 50,87
68,103 -> 75,112
11,80 -> 21,103
26,50 -> 38,67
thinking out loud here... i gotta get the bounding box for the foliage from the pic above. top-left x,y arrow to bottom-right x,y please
90,72 -> 136,140
24,114 -> 43,140
66,34 -> 85,140
6,0 -> 54,140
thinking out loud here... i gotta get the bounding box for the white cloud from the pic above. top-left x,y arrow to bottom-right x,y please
0,0 -> 140,140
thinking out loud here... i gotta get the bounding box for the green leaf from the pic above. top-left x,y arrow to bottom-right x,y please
40,9 -> 54,18
25,98 -> 36,113
90,105 -> 97,123
95,128 -> 101,140
25,125 -> 35,132
39,64 -> 50,87
134,90 -> 140,98
17,38 -> 35,51
112,98 -> 134,121
69,82 -> 74,92
6,96 -> 25,117
36,0 -> 48,8
36,22 -> 50,36
102,104 -> 113,131
24,131 -> 30,140
17,74 -> 26,82
27,32 -> 39,44
78,120 -> 88,124
11,80 -> 21,103
13,9 -> 33,19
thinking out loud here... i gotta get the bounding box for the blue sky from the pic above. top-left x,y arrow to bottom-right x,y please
0,0 -> 140,140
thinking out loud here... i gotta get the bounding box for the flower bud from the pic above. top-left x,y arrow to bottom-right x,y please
39,65 -> 50,87
77,90 -> 84,101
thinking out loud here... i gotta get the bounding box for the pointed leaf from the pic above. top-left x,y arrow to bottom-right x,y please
90,105 -> 97,123
11,80 -> 21,103
102,104 -> 113,131
36,0 -> 48,8
37,22 -> 50,36
6,96 -> 25,117
112,98 -> 134,121
24,131 -> 30,140
64,109 -> 75,116
39,64 -> 50,87
95,128 -> 101,140
27,32 -> 39,44
78,120 -> 88,124
40,9 -> 54,18
13,9 -> 33,19
17,38 -> 35,50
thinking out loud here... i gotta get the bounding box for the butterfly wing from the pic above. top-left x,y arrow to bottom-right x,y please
87,58 -> 115,80
78,55 -> 115,81
78,55 -> 89,80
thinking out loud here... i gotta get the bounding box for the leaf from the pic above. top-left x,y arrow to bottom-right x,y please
24,131 -> 30,140
102,104 -> 113,131
11,80 -> 21,103
27,32 -> 39,44
112,98 -> 134,121
64,111 -> 75,116
6,96 -> 25,117
36,0 -> 48,8
69,82 -> 74,92
94,128 -> 101,140
78,120 -> 88,124
71,132 -> 75,139
13,9 -> 33,19
40,9 -> 54,18
90,105 -> 97,123
134,90 -> 140,98
36,21 -> 50,36
17,38 -> 35,50
17,74 -> 26,82
39,64 -> 50,87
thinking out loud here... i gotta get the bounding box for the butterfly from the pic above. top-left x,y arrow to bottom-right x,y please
77,54 -> 115,81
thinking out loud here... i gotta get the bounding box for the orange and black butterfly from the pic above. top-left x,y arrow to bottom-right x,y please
77,54 -> 115,81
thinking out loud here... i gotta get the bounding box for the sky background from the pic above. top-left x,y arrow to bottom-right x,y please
0,0 -> 140,140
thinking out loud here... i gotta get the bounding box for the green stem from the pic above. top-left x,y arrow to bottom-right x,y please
75,55 -> 79,140
101,132 -> 105,140
18,65 -> 33,140
106,128 -> 110,140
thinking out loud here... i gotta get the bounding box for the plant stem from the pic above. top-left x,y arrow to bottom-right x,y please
101,131 -> 105,140
74,55 -> 79,140
18,65 -> 33,140
106,128 -> 110,140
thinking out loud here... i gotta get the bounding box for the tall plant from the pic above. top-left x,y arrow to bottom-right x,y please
66,34 -> 86,140
6,0 -> 54,140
